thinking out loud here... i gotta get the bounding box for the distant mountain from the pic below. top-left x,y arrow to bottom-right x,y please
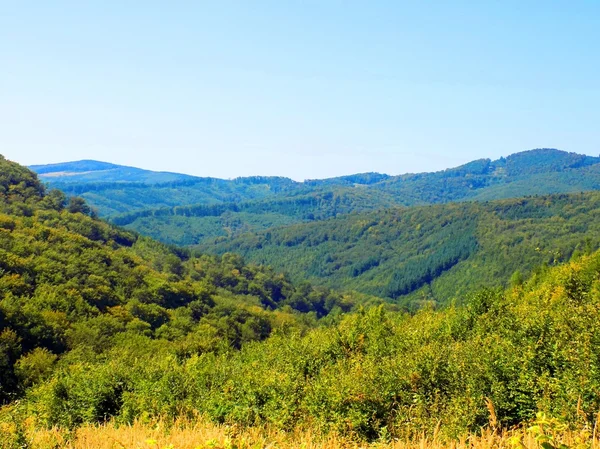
29,159 -> 199,184
30,149 -> 600,245
32,159 -> 304,216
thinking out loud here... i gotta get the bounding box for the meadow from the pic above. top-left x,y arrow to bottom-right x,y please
3,414 -> 600,449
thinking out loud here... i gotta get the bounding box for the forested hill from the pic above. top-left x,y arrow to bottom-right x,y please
29,160 -> 199,184
31,160 -> 305,216
111,188 -> 400,246
0,155 -> 356,405
32,148 -> 600,214
199,191 -> 600,308
30,149 -> 600,246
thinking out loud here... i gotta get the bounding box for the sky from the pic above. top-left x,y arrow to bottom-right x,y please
1,1 -> 599,180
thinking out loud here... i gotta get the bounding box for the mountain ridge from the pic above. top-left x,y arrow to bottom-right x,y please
29,148 -> 600,247
30,148 -> 600,185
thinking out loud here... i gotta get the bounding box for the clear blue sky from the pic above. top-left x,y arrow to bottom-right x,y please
1,1 -> 599,180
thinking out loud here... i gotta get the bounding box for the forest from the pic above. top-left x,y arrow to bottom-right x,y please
3,154 -> 600,448
200,192 -> 600,308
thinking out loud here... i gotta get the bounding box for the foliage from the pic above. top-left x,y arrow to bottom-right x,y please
111,188 -> 398,245
201,192 -> 600,308
2,416 -> 598,449
0,155 -> 352,407
4,251 -> 600,439
6,153 -> 600,442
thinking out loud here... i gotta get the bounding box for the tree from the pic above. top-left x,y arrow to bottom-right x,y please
41,189 -> 67,211
67,197 -> 91,215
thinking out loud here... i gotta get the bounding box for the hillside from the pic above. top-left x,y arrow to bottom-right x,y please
0,155 -> 355,406
32,160 -> 305,216
199,191 -> 600,308
4,208 -> 600,440
31,149 -> 600,246
112,188 -> 400,245
29,160 -> 201,184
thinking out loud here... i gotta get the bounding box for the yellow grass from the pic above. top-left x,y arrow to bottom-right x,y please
1,417 -> 599,449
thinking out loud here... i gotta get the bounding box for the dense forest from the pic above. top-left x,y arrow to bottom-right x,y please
7,254 -> 600,439
31,149 -> 600,246
4,154 -> 600,447
0,155 -> 354,408
199,191 -> 600,308
111,188 -> 399,245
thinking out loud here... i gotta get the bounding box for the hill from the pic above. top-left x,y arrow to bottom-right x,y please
199,191 -> 600,308
31,149 -> 600,246
31,160 -> 305,216
111,188 -> 400,245
0,155 -> 355,406
29,160 -> 199,184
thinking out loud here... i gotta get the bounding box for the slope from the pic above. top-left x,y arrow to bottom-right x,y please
199,191 -> 600,308
111,187 -> 399,245
6,236 -> 600,439
0,155 -> 355,405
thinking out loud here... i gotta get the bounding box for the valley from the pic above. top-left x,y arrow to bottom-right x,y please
2,151 -> 600,447
5,3 -> 599,446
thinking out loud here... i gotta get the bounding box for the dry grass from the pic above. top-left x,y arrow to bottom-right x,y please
1,417 -> 598,449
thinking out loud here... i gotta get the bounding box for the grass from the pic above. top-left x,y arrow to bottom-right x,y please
2,415 -> 599,449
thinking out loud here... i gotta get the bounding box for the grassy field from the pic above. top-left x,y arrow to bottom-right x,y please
2,413 -> 599,449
